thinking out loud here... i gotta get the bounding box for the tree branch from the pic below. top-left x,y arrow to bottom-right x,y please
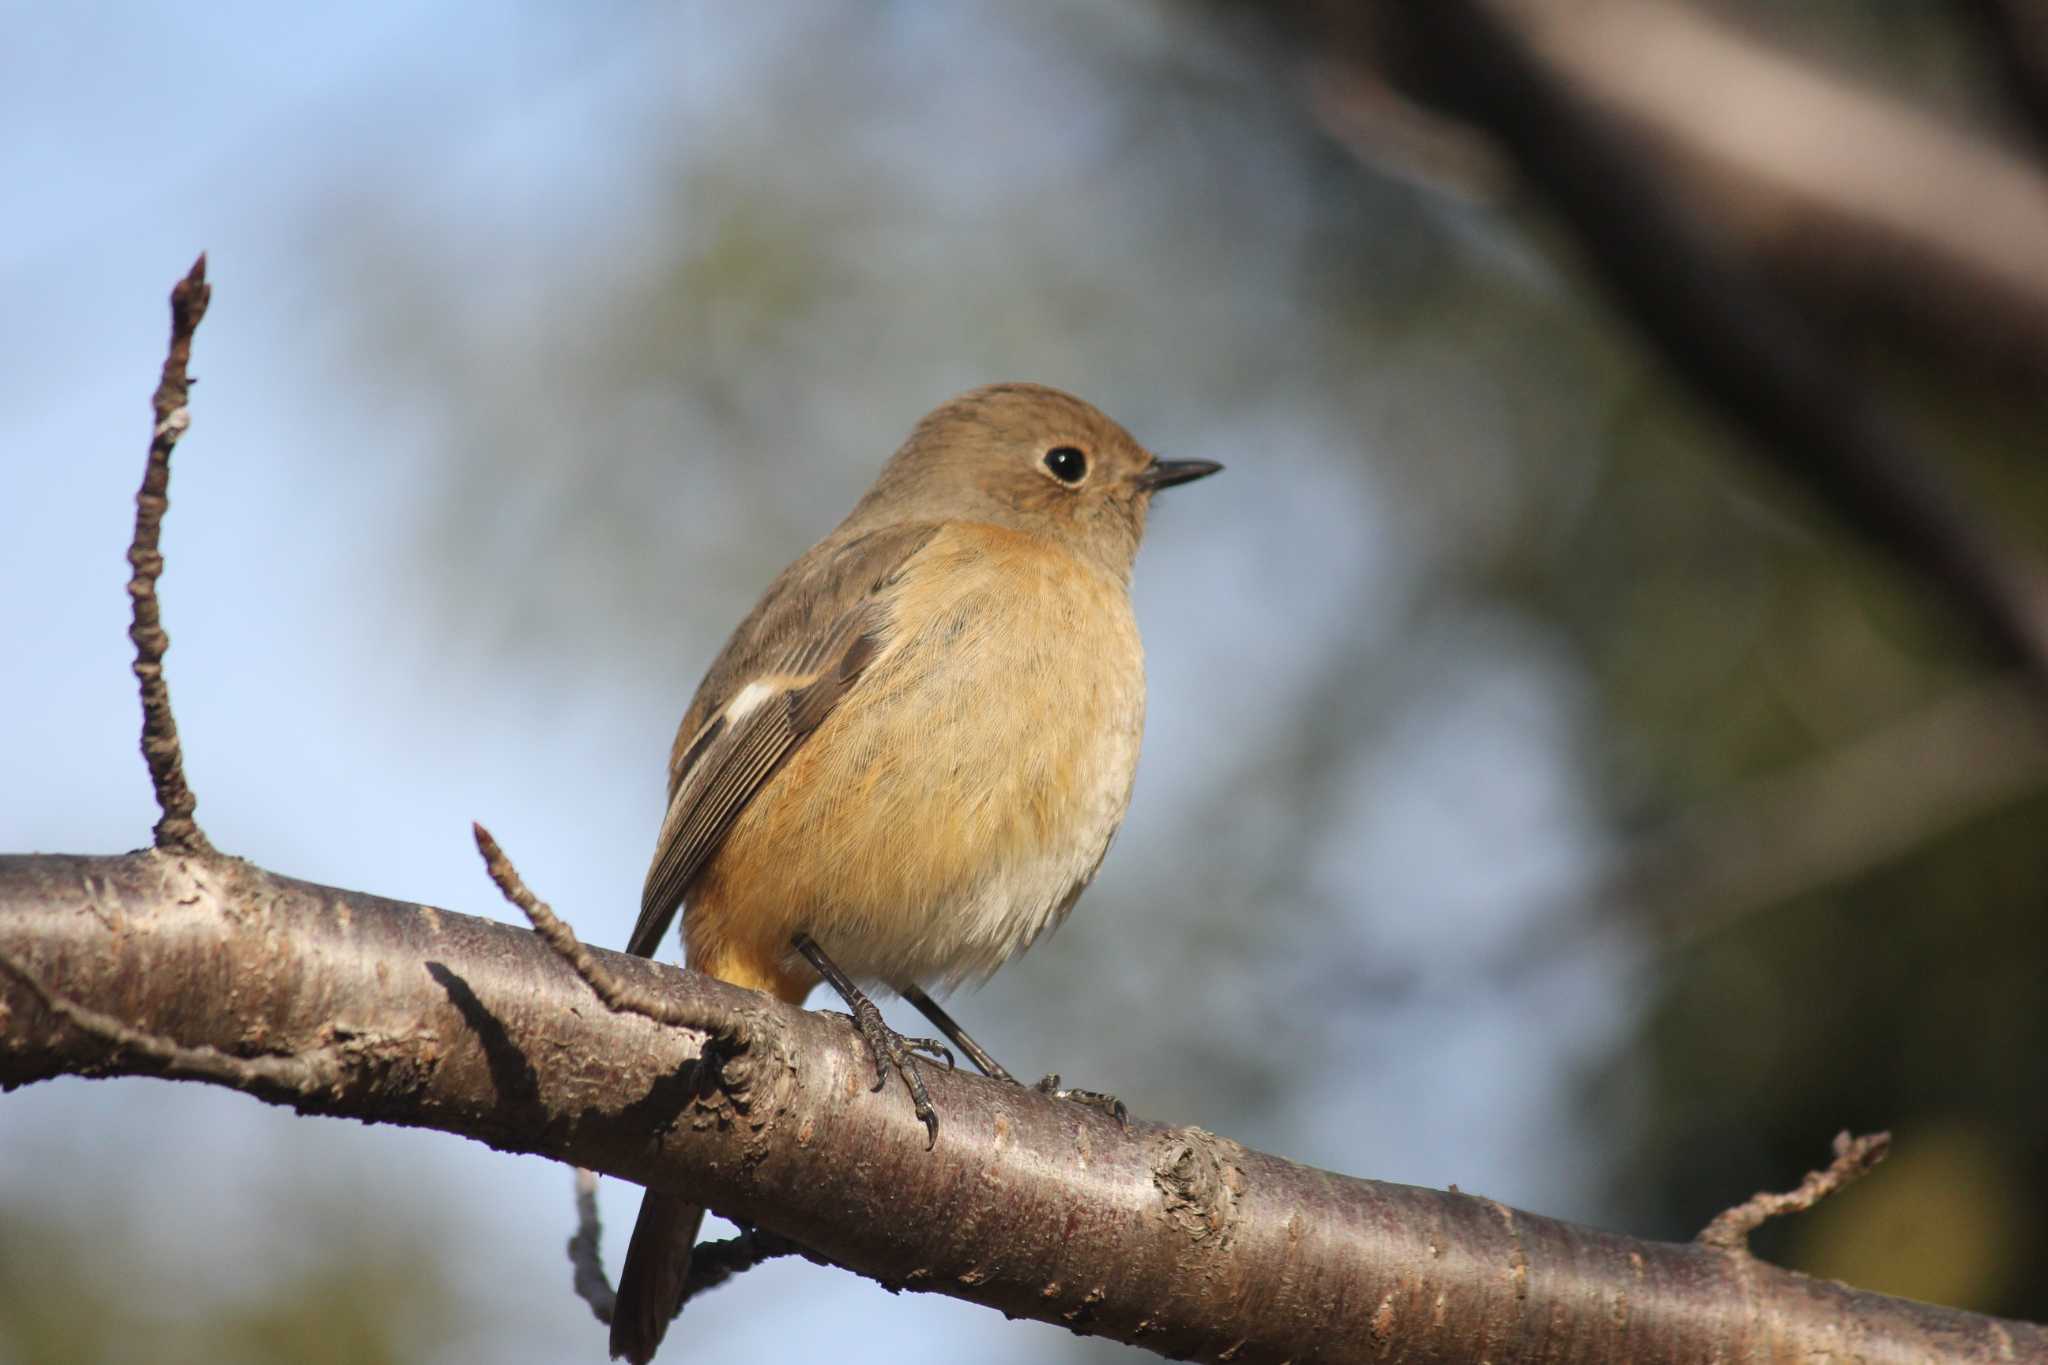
1301,0 -> 2048,391
1697,1130 -> 1892,1254
1962,0 -> 2048,160
560,1164 -> 808,1328
1499,0 -> 2048,390
566,1168 -> 620,1323
1366,0 -> 2048,690
2,850 -> 2040,1363
1495,676 -> 2048,979
472,821 -> 749,1042
128,254 -> 214,855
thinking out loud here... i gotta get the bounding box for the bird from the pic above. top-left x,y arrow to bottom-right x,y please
610,382 -> 1220,1362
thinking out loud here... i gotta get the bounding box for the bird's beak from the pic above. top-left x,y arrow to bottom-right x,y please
1137,458 -> 1223,491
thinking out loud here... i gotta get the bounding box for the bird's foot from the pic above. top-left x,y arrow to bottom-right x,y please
792,933 -> 954,1148
844,996 -> 953,1149
839,998 -> 950,1146
1034,1074 -> 1130,1130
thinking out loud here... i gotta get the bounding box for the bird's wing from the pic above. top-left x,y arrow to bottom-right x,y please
626,522 -> 941,959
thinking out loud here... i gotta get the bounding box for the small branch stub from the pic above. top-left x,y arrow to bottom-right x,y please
471,822 -> 745,1044
129,253 -> 215,856
1697,1129 -> 1893,1253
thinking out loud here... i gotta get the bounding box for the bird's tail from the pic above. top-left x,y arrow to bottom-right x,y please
610,1192 -> 706,1363
610,942 -> 815,1361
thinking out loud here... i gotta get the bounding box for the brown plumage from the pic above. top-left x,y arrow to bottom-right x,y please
611,383 -> 1218,1363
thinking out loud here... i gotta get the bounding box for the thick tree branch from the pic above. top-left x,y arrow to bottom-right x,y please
2,850 -> 2040,1363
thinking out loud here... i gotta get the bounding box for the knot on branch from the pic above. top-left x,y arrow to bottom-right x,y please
680,1020 -> 783,1142
1153,1126 -> 1247,1246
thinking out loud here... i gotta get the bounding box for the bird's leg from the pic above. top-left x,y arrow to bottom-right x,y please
792,933 -> 952,1149
903,984 -> 1129,1129
900,985 -> 1016,1082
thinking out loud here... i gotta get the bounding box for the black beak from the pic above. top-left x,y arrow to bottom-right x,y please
1138,458 -> 1223,492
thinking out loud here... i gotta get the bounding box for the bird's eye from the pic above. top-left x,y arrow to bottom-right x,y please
1042,446 -> 1088,484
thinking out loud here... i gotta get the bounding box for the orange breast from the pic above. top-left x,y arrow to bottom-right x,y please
684,522 -> 1145,991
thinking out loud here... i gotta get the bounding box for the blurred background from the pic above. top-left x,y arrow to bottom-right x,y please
5,2 -> 2046,1361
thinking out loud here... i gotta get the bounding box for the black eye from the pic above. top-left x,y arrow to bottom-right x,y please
1043,446 -> 1088,484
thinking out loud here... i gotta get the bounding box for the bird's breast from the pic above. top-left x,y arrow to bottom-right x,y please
689,523 -> 1146,987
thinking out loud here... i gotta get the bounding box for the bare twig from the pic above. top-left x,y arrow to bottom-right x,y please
568,1168 -> 618,1323
1697,1130 -> 1893,1253
564,1165 -> 812,1328
472,822 -> 746,1042
1374,2 -> 2048,690
680,1223 -> 807,1297
129,253 -> 214,855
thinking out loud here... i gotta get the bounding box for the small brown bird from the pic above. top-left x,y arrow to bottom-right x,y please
610,382 -> 1219,1362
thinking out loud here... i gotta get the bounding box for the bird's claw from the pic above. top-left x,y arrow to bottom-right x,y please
1034,1073 -> 1130,1130
843,1002 -> 947,1149
905,1036 -> 956,1070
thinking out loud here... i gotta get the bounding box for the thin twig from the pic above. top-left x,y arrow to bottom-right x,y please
129,253 -> 215,855
680,1223 -> 808,1299
565,1162 -> 814,1329
568,1167 -> 618,1324
1697,1130 -> 1892,1252
471,822 -> 746,1042
0,946 -> 361,1094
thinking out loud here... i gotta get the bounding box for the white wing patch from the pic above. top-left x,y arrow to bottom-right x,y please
722,679 -> 781,724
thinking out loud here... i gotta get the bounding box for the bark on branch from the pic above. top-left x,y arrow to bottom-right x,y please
2,850 -> 2039,1364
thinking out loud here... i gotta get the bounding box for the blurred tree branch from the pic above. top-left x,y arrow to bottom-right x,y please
1613,677 -> 2048,948
1301,0 -> 2048,388
1304,0 -> 2048,691
1497,676 -> 2048,977
4,850 -> 2045,1363
1962,0 -> 2048,158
